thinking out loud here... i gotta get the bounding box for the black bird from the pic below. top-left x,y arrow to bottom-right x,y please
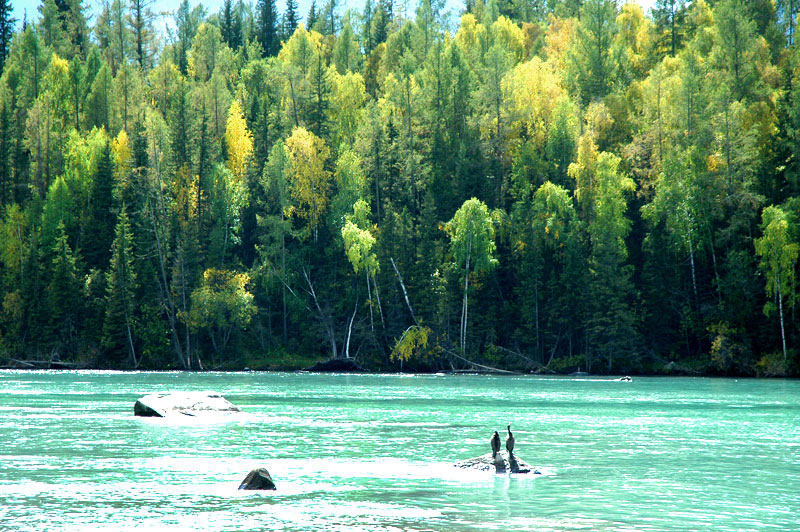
491,431 -> 501,458
506,424 -> 515,454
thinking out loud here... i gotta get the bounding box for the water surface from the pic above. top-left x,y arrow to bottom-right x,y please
0,371 -> 797,531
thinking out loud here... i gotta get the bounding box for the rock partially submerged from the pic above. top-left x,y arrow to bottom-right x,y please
454,452 -> 540,474
133,391 -> 241,417
238,468 -> 276,490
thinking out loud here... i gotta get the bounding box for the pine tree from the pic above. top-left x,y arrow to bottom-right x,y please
129,0 -> 156,70
323,0 -> 338,35
285,0 -> 299,36
307,0 -> 319,31
48,222 -> 81,352
0,0 -> 14,75
256,0 -> 279,57
103,205 -> 138,366
39,0 -> 88,59
84,141 -> 116,270
307,51 -> 331,138
567,0 -> 620,105
362,0 -> 375,52
169,77 -> 193,171
653,0 -> 686,57
175,0 -> 203,74
221,0 -> 235,44
220,0 -> 243,49
0,95 -> 12,206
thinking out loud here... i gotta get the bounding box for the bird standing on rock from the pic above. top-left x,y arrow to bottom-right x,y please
491,431 -> 501,458
506,425 -> 515,455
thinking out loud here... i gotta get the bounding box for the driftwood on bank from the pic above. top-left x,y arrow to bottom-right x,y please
442,348 -> 522,375
488,344 -> 558,374
6,358 -> 86,370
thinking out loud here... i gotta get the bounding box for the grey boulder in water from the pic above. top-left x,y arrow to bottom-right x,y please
133,391 -> 241,417
239,468 -> 277,490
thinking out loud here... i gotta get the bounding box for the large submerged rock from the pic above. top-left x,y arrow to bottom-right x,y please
238,468 -> 277,490
454,452 -> 540,474
133,391 -> 241,417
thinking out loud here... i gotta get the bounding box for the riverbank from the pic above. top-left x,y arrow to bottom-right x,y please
0,356 -> 793,377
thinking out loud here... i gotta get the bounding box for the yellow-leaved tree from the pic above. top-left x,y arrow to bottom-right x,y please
224,100 -> 253,183
284,126 -> 331,240
503,56 -> 565,147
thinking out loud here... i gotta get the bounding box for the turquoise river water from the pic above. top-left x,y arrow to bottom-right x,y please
0,371 -> 798,531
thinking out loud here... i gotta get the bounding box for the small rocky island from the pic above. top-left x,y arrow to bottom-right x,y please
133,391 -> 241,417
456,426 -> 541,474
454,452 -> 540,474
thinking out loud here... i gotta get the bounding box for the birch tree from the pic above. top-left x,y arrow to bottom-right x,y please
446,198 -> 497,355
755,206 -> 798,362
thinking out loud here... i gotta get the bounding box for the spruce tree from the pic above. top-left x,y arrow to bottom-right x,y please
220,0 -> 243,49
362,0 -> 374,52
129,0 -> 156,70
653,0 -> 686,57
285,0 -> 299,36
0,96 -> 10,206
324,0 -> 338,35
256,0 -> 278,56
307,0 -> 318,31
0,0 -> 14,75
103,205 -> 138,367
84,141 -> 116,270
48,222 -> 81,352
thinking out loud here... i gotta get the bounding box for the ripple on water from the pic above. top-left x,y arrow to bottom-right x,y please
0,372 -> 799,532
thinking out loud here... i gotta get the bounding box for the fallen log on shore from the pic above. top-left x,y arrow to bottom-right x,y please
7,358 -> 86,370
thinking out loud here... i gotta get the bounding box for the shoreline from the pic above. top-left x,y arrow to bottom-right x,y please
0,364 -> 791,379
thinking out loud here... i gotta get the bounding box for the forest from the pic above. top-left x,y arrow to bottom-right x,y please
0,0 -> 797,375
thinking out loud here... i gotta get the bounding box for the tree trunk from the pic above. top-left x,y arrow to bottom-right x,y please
366,269 -> 374,332
281,217 -> 287,343
124,309 -> 138,368
390,257 -> 417,325
778,288 -> 787,362
345,287 -> 359,359
461,243 -> 471,355
303,268 -> 338,359
688,236 -> 698,300
710,237 -> 722,304
534,280 -> 540,361
287,74 -> 300,127
372,273 -> 385,328
151,203 -> 187,369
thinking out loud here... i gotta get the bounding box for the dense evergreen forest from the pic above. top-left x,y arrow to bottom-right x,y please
0,0 -> 797,375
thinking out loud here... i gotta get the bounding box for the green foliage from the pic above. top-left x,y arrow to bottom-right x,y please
342,216 -> 377,275
188,268 -> 257,357
755,206 -> 799,312
102,205 -> 136,366
567,0 -> 622,104
446,198 -> 498,275
0,1 -> 796,374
